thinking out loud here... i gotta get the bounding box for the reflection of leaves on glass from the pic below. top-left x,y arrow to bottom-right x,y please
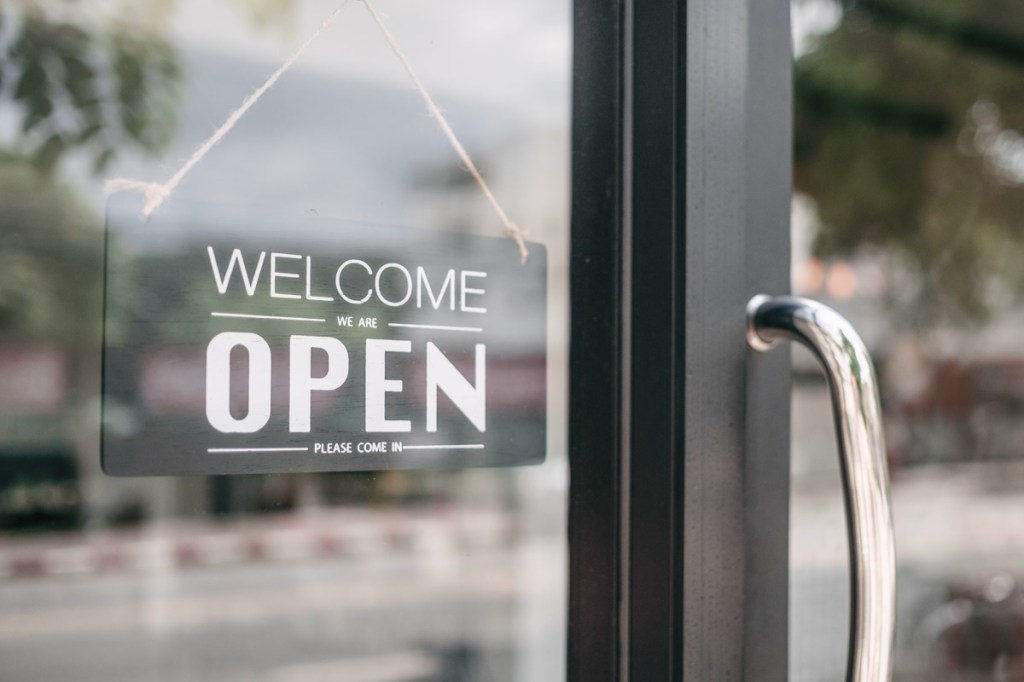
0,2 -> 181,174
795,0 -> 1024,325
226,0 -> 296,32
109,0 -> 297,34
0,156 -> 101,341
0,1 -> 300,342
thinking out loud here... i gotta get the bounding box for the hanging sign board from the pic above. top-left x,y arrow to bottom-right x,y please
102,197 -> 547,476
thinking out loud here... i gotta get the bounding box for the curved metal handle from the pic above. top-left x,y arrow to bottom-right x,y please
746,295 -> 895,682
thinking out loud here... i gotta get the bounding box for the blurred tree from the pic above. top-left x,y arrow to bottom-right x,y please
0,2 -> 181,174
0,0 -> 297,176
118,0 -> 296,33
0,154 -> 100,341
795,0 -> 1024,325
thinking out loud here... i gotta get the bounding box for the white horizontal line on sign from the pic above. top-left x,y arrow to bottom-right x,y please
212,312 -> 326,323
402,444 -> 485,450
388,323 -> 483,333
207,447 -> 310,453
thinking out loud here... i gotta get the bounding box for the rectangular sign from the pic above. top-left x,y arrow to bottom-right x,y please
102,197 -> 547,476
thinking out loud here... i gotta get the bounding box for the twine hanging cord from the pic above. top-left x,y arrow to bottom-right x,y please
107,4 -> 348,217
106,0 -> 530,263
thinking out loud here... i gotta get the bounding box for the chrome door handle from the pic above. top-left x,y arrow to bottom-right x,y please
746,295 -> 896,682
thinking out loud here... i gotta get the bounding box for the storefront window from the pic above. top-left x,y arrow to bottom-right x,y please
0,2 -> 570,679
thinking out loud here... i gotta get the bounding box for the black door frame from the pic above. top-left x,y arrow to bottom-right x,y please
569,0 -> 793,679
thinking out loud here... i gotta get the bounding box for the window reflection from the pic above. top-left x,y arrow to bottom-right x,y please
792,1 -> 1024,680
0,2 -> 569,680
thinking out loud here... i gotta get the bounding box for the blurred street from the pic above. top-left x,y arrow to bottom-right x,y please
0,509 -> 564,682
791,381 -> 1024,682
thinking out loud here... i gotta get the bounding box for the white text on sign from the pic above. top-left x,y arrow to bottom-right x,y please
204,333 -> 486,435
208,247 -> 487,313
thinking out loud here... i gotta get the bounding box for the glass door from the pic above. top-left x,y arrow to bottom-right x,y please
0,2 -> 570,680
575,0 -> 1024,678
15,1 -> 1007,681
791,1 -> 1024,680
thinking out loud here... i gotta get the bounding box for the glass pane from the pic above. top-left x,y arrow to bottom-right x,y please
792,1 -> 1024,680
0,2 -> 570,680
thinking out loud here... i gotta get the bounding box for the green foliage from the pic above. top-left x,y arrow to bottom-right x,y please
0,0 -> 299,176
795,0 -> 1024,324
226,0 -> 296,32
0,2 -> 181,174
0,156 -> 102,341
0,1 -> 299,340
